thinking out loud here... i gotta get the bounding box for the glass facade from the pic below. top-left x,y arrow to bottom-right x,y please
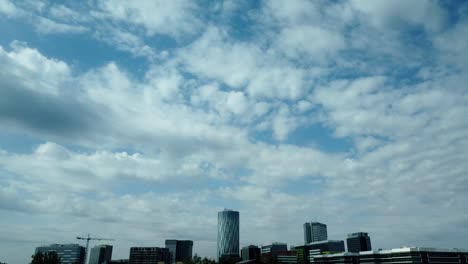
310,223 -> 327,242
89,245 -> 113,264
241,245 -> 260,261
217,209 -> 239,260
35,244 -> 86,264
303,223 -> 312,244
165,240 -> 193,264
346,233 -> 371,253
128,247 -> 171,264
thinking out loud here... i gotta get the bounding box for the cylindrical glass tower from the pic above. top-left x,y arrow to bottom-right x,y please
217,209 -> 239,260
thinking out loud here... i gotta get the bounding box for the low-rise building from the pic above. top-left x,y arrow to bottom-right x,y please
106,260 -> 128,264
309,247 -> 468,264
165,240 -> 193,264
128,247 -> 171,264
261,243 -> 288,257
308,240 -> 345,253
241,245 -> 261,261
35,244 -> 86,264
277,250 -> 297,264
346,233 -> 371,253
309,252 -> 358,264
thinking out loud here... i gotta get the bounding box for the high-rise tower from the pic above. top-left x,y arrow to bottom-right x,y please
303,223 -> 312,244
89,245 -> 113,264
310,222 -> 327,242
303,222 -> 327,244
217,209 -> 239,260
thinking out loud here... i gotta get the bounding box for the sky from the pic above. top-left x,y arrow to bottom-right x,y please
0,0 -> 468,263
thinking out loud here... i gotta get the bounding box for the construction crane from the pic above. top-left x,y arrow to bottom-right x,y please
76,234 -> 114,264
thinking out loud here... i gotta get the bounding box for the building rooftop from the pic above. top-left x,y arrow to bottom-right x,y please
307,240 -> 343,245
347,232 -> 368,238
359,247 -> 468,254
312,252 -> 359,258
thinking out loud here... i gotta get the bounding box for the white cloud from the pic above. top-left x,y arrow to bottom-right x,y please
272,106 -> 299,141
96,0 -> 202,37
433,20 -> 468,68
0,41 -> 70,95
1,2 -> 468,264
0,142 -> 211,192
0,0 -> 20,17
94,27 -> 156,58
179,27 -> 313,100
47,4 -> 91,23
35,16 -> 88,34
276,25 -> 345,62
350,0 -> 447,32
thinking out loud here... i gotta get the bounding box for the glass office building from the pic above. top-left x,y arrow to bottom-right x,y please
35,244 -> 86,264
128,247 -> 171,264
241,245 -> 260,261
304,222 -> 328,244
89,245 -> 113,264
165,240 -> 193,264
217,209 -> 240,260
346,233 -> 371,253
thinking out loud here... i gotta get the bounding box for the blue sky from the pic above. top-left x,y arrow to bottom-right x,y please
1,0 -> 468,263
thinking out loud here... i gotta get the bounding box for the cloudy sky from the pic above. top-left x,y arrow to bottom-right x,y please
1,0 -> 468,263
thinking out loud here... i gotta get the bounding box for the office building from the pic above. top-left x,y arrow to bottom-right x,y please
276,250 -> 297,264
346,233 -> 371,253
309,252 -> 358,264
106,260 -> 128,264
261,243 -> 288,257
303,222 -> 328,244
303,223 -> 312,244
359,247 -> 468,264
310,223 -> 327,242
165,240 -> 193,264
128,247 -> 171,264
217,209 -> 240,260
309,247 -> 468,264
261,243 -> 289,264
35,244 -> 86,264
291,245 -> 308,264
89,245 -> 113,264
241,245 -> 260,261
308,240 -> 345,253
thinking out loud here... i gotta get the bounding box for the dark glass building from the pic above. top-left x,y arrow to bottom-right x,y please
310,223 -> 327,242
89,245 -> 113,264
165,240 -> 193,264
303,222 -> 328,244
35,244 -> 86,264
241,245 -> 260,261
261,243 -> 288,258
346,233 -> 371,253
303,223 -> 312,244
107,260 -> 128,264
308,240 -> 345,253
217,209 -> 240,260
128,247 -> 171,264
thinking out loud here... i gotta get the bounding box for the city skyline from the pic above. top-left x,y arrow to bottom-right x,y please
1,1 -> 468,264
25,216 -> 466,263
